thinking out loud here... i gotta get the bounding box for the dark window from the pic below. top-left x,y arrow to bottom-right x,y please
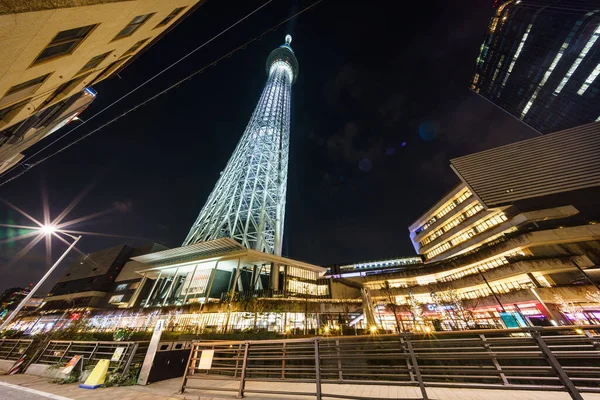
44,72 -> 91,104
0,73 -> 50,109
123,38 -> 149,56
34,25 -> 97,64
77,51 -> 112,74
0,97 -> 31,121
155,7 -> 186,28
114,14 -> 154,40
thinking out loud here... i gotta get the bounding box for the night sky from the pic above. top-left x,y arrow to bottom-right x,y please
0,0 -> 537,292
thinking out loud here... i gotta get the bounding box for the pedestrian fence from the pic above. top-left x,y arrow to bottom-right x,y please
35,340 -> 149,375
180,325 -> 600,400
0,338 -> 33,360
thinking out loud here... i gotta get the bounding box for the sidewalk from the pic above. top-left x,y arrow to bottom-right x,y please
1,373 -> 600,400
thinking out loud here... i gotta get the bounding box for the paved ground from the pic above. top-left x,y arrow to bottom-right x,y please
1,373 -> 600,400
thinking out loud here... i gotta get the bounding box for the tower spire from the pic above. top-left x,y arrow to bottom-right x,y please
183,37 -> 299,255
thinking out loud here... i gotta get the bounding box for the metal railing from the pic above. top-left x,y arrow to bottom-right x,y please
0,338 -> 33,360
180,325 -> 600,400
35,340 -> 149,375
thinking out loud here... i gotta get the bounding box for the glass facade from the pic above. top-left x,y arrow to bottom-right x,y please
471,0 -> 600,133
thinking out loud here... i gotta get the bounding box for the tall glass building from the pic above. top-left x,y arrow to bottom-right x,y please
471,0 -> 600,133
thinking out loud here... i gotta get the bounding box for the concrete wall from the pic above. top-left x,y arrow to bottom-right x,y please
0,0 -> 202,130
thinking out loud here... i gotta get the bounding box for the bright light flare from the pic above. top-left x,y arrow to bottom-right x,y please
40,225 -> 56,234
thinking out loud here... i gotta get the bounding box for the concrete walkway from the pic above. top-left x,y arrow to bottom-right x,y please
1,373 -> 600,400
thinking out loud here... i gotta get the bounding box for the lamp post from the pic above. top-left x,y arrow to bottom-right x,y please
0,227 -> 81,332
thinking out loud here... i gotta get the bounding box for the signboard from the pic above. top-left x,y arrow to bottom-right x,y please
198,350 -> 214,370
137,319 -> 165,385
499,312 -> 529,328
61,355 -> 82,374
111,347 -> 125,362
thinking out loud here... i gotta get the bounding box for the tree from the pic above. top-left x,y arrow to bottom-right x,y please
380,281 -> 406,333
585,290 -> 600,305
406,292 -> 428,332
436,289 -> 476,330
554,293 -> 586,325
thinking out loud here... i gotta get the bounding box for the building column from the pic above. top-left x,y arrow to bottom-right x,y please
127,274 -> 147,308
162,268 -> 179,306
203,260 -> 221,304
270,262 -> 280,291
183,264 -> 198,304
143,271 -> 162,307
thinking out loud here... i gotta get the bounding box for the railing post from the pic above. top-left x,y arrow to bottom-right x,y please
179,342 -> 196,394
238,342 -> 250,398
281,342 -> 286,380
584,329 -> 600,351
314,338 -> 322,400
529,329 -> 583,400
399,336 -> 415,382
57,341 -> 72,363
6,340 -> 19,360
479,334 -> 509,386
335,339 -> 343,381
405,336 -> 428,400
122,342 -> 138,376
234,343 -> 242,378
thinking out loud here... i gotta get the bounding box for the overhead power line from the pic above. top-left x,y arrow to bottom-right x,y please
4,0 -> 275,178
0,0 -> 323,188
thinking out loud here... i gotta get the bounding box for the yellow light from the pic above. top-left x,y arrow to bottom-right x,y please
324,326 -> 330,333
424,326 -> 432,333
574,328 -> 584,335
369,326 -> 377,333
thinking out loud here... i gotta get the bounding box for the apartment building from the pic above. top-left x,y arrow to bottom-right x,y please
0,0 -> 204,172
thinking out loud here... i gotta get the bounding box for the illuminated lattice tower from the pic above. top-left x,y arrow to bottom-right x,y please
183,36 -> 299,255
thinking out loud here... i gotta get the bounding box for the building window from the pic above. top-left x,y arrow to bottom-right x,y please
92,56 -> 131,83
123,38 -> 149,56
155,7 -> 186,28
129,282 -> 140,290
115,283 -> 129,291
44,72 -> 91,105
0,97 -> 31,121
0,74 -> 50,108
109,294 -> 124,303
77,51 -> 112,74
33,25 -> 97,64
114,14 -> 154,40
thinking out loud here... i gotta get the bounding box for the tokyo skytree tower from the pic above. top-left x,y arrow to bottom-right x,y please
183,35 -> 299,255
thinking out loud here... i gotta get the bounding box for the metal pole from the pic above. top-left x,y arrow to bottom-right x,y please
529,329 -> 583,400
405,336 -> 428,400
0,235 -> 81,332
237,342 -> 250,398
314,338 -> 322,400
478,268 -> 506,313
572,261 -> 600,291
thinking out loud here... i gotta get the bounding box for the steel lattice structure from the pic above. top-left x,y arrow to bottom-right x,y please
183,36 -> 299,255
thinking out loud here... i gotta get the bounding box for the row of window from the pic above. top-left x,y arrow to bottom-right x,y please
34,7 -> 185,65
339,257 -> 422,272
415,190 -> 472,234
425,213 -> 508,259
420,203 -> 484,247
287,279 -> 328,296
0,7 -> 186,122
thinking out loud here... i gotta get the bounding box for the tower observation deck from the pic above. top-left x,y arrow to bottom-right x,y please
183,36 -> 299,255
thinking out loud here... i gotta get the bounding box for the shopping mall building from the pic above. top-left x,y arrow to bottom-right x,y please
7,122 -> 600,334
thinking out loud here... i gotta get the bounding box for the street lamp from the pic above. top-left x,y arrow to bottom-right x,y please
0,227 -> 81,332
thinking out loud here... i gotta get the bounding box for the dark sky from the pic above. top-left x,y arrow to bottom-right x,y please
0,0 -> 537,292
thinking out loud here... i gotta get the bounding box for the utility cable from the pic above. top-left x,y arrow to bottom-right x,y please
2,0 -> 275,178
0,0 -> 323,188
